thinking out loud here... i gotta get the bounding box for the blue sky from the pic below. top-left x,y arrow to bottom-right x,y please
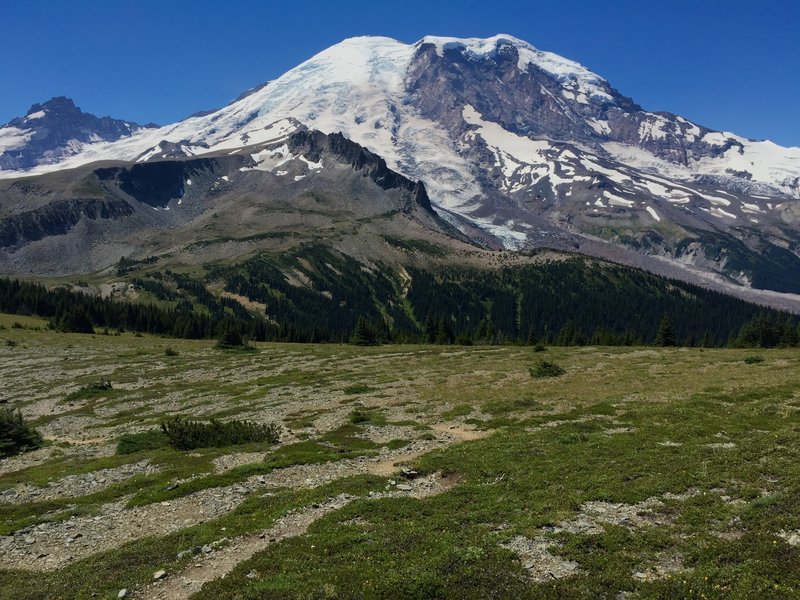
2,0 -> 799,146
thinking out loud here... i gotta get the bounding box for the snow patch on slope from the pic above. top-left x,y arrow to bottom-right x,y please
604,137 -> 800,200
463,104 -> 574,194
0,127 -> 34,153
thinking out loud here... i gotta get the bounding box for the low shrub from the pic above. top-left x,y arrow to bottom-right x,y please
161,417 -> 281,450
215,338 -> 256,352
164,346 -> 179,357
0,407 -> 43,457
349,409 -> 371,424
65,380 -> 113,402
530,360 -> 566,378
215,328 -> 256,352
116,430 -> 169,455
343,384 -> 372,395
743,355 -> 764,364
348,407 -> 386,426
533,344 -> 547,353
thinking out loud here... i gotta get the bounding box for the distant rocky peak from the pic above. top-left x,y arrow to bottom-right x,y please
29,96 -> 80,115
0,96 -> 156,171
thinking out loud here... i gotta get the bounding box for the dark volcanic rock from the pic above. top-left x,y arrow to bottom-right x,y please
287,130 -> 434,213
0,198 -> 134,248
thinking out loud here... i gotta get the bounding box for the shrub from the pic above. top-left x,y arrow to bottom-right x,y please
349,409 -> 371,424
343,384 -> 372,395
743,355 -> 764,364
455,333 -> 474,346
56,309 -> 94,334
165,346 -> 179,357
161,417 -> 281,450
530,360 -> 566,378
0,407 -> 43,457
348,408 -> 386,425
117,430 -> 169,455
533,344 -> 547,352
215,329 -> 256,352
91,379 -> 113,390
65,380 -> 113,402
351,317 -> 378,346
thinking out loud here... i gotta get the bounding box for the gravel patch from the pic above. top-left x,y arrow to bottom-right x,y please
0,460 -> 160,505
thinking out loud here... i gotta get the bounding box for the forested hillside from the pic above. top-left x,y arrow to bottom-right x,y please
1,247 -> 797,348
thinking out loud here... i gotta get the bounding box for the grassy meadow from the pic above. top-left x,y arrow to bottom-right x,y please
1,314 -> 800,598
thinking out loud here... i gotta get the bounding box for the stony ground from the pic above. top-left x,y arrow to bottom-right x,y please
2,315 -> 800,598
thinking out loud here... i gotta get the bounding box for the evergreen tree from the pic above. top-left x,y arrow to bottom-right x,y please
556,320 -> 577,346
475,319 -> 488,343
423,315 -> 437,344
455,331 -> 473,346
655,316 -> 676,347
435,317 -> 453,345
780,320 -> 799,347
352,316 -> 378,346
218,323 -> 244,348
58,307 -> 94,334
701,330 -> 713,348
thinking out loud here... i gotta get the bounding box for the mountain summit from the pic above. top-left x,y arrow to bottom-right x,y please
1,35 -> 799,292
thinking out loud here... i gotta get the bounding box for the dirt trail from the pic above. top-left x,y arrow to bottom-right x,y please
430,422 -> 489,441
136,473 -> 456,600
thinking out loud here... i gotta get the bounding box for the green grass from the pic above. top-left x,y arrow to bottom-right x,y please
194,381 -> 800,599
116,430 -> 169,455
62,380 -> 117,404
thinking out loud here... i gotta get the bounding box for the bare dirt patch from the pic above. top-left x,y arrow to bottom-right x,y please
500,535 -> 579,582
632,553 -> 686,581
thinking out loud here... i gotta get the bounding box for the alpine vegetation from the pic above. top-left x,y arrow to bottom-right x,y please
160,417 -> 281,450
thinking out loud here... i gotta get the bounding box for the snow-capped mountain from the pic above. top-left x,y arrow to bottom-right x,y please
0,97 -> 156,171
2,35 -> 800,292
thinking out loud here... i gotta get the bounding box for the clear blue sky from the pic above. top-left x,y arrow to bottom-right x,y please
2,0 -> 799,146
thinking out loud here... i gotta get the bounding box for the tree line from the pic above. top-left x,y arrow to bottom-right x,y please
0,246 -> 797,348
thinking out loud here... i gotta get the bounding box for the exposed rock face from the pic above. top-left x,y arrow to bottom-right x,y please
0,198 -> 134,248
96,158 -> 224,209
408,40 -> 627,150
287,130 -> 434,212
